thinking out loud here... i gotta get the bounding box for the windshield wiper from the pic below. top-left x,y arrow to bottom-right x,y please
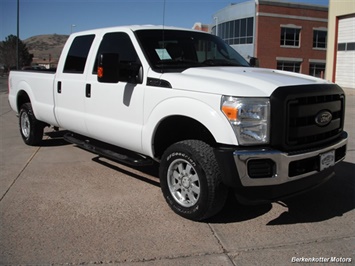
201,59 -> 244,67
155,59 -> 246,69
155,59 -> 201,68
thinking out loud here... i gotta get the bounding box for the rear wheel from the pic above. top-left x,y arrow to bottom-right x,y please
19,103 -> 44,146
160,140 -> 227,221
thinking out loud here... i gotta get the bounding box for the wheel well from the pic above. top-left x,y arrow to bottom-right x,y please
153,115 -> 216,159
17,90 -> 31,112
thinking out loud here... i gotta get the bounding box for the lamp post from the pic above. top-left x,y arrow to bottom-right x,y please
71,24 -> 76,34
214,16 -> 218,37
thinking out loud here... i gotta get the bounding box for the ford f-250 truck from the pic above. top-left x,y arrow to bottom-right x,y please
8,26 -> 348,221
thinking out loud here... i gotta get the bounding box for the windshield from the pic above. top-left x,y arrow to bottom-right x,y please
135,29 -> 250,72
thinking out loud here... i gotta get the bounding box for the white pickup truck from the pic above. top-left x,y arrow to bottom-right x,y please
8,25 -> 348,221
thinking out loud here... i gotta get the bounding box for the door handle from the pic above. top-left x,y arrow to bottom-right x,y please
86,84 -> 91,98
57,81 -> 62,93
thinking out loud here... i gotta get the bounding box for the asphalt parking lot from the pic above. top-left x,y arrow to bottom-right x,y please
0,76 -> 354,265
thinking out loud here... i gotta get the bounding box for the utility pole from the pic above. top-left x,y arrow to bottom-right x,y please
16,0 -> 19,70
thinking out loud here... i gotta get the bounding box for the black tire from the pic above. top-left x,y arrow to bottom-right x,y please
19,103 -> 44,146
159,140 -> 228,221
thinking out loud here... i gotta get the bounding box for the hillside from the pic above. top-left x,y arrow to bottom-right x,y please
24,34 -> 68,63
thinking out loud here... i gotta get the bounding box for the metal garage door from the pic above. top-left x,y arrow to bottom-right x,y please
336,16 -> 355,89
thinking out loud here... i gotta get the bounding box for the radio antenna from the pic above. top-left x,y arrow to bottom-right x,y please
161,0 -> 166,73
162,0 -> 166,29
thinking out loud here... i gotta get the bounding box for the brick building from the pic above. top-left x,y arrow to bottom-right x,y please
212,0 -> 328,77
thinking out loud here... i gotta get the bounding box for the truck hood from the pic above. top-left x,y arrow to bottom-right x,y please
161,67 -> 330,97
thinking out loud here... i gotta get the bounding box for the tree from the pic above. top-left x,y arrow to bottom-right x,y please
0,35 -> 32,71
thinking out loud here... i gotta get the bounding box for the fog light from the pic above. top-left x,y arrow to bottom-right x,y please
247,159 -> 275,178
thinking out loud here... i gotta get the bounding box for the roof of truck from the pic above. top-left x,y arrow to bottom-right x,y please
70,25 -> 199,37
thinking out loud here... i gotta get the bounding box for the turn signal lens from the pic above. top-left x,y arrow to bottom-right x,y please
222,105 -> 238,121
98,66 -> 104,78
221,96 -> 238,122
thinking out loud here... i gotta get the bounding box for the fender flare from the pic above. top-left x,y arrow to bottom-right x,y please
16,81 -> 37,114
141,97 -> 238,157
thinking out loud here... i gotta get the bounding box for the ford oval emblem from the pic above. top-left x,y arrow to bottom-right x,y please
315,110 -> 332,127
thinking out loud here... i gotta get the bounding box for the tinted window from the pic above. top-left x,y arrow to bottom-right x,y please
338,42 -> 355,51
348,42 -> 355,51
64,35 -> 95,73
93,32 -> 141,83
338,43 -> 346,51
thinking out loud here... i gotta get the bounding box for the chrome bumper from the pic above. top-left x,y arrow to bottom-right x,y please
234,137 -> 347,187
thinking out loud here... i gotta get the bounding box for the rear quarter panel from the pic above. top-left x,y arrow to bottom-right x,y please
9,71 -> 59,126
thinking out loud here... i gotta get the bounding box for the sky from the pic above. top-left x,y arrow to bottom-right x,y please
0,0 -> 329,41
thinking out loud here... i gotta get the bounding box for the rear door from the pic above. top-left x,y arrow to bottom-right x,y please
54,34 -> 95,134
84,31 -> 145,152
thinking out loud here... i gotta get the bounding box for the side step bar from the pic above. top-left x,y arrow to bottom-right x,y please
64,133 -> 154,167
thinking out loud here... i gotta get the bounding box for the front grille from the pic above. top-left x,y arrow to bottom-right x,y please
270,84 -> 345,152
288,94 -> 344,146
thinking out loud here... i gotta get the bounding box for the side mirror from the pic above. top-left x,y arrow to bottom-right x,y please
126,63 -> 143,84
98,53 -> 120,83
249,57 -> 259,67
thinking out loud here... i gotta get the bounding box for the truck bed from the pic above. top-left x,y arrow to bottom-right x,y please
8,70 -> 59,127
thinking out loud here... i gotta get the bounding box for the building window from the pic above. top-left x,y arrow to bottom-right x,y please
309,62 -> 325,77
280,27 -> 301,47
277,60 -> 301,73
313,30 -> 327,49
213,17 -> 254,45
338,42 -> 355,51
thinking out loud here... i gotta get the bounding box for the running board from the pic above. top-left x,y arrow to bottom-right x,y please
63,133 -> 154,167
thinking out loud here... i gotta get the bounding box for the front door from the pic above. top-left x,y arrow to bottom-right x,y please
84,31 -> 145,153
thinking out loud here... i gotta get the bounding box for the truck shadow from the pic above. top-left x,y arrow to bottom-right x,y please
92,156 -> 160,188
92,155 -> 354,224
41,132 -> 354,224
41,130 -> 72,147
94,155 -> 354,225
266,161 -> 355,225
208,161 -> 355,224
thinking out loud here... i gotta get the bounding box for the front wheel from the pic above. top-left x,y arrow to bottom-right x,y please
19,103 -> 44,146
159,140 -> 227,221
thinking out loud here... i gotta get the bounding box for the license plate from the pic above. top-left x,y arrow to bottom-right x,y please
320,150 -> 335,171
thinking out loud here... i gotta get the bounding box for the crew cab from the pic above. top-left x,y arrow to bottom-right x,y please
8,25 -> 348,221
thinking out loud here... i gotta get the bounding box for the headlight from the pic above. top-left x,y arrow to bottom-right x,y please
221,96 -> 270,145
